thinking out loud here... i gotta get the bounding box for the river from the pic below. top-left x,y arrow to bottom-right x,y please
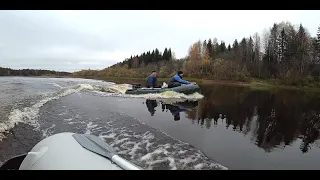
1,77 -> 320,170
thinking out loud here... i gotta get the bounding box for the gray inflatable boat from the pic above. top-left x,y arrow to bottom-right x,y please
0,132 -> 142,170
125,84 -> 201,95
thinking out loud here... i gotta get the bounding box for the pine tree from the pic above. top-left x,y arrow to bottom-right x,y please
248,36 -> 254,64
155,48 -> 160,62
203,40 -> 207,49
279,28 -> 288,62
168,48 -> 172,61
266,23 -> 279,77
270,23 -> 279,62
286,23 -> 298,69
296,24 -> 309,75
132,57 -> 140,69
206,38 -> 214,59
277,28 -> 289,74
317,25 -> 320,45
232,39 -> 239,62
311,37 -> 318,63
253,32 -> 261,77
151,50 -> 156,62
146,51 -> 151,65
220,41 -> 226,53
317,25 -> 320,60
240,38 -> 247,65
227,44 -> 231,51
214,38 -> 221,55
163,48 -> 168,61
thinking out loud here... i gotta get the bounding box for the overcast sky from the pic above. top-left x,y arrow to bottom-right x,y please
0,10 -> 319,72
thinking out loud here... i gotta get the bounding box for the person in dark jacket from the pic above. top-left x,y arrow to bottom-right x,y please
146,70 -> 160,88
167,71 -> 196,88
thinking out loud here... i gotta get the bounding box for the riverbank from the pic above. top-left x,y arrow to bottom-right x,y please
202,79 -> 320,92
74,76 -> 320,92
0,75 -> 72,78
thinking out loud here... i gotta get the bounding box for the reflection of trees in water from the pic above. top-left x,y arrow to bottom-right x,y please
186,84 -> 320,153
300,111 -> 320,153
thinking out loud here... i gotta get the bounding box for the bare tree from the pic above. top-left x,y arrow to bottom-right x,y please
253,32 -> 261,77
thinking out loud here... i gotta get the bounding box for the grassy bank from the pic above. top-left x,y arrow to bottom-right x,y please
77,76 -> 320,92
202,78 -> 320,92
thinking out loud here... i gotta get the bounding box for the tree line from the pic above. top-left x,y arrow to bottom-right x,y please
0,67 -> 71,76
73,21 -> 320,86
111,48 -> 173,69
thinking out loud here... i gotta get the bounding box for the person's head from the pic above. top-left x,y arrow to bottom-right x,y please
151,70 -> 157,76
177,71 -> 183,77
174,114 -> 181,121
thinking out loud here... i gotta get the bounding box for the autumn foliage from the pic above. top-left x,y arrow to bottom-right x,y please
73,21 -> 320,86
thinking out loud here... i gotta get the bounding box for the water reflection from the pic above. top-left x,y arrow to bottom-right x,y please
145,85 -> 320,154
145,99 -> 197,121
145,99 -> 158,116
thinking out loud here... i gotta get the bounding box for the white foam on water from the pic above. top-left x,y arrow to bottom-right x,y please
95,84 -> 204,101
52,110 -> 227,170
85,121 -> 102,134
58,112 -> 67,116
102,84 -> 132,94
46,83 -> 63,89
64,118 -> 73,122
99,132 -> 117,139
42,124 -> 56,137
0,84 -> 98,141
194,163 -> 205,170
94,90 -> 203,102
97,124 -> 227,170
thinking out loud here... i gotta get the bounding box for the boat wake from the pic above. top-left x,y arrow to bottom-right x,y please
1,83 -> 203,141
0,84 -> 100,141
0,79 -> 227,170
40,108 -> 227,170
97,84 -> 204,101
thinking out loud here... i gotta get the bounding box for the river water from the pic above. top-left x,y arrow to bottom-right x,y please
1,77 -> 320,170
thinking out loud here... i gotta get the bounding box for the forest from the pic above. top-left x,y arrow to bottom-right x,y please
0,67 -> 71,77
73,21 -> 320,87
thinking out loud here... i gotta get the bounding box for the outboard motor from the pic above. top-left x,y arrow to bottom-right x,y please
132,83 -> 142,90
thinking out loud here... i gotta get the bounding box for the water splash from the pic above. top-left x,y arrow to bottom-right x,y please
0,82 -> 203,141
0,84 -> 97,141
96,84 -> 204,101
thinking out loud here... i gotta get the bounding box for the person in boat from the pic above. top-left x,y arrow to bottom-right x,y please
146,70 -> 161,88
167,71 -> 196,88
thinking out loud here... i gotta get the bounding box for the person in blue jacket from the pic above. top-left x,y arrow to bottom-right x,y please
167,71 -> 196,88
146,70 -> 161,88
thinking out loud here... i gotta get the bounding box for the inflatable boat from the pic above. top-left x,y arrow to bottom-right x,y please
0,133 -> 142,170
125,84 -> 201,95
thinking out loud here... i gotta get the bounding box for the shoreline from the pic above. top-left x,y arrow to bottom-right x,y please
0,75 -> 72,78
202,79 -> 320,92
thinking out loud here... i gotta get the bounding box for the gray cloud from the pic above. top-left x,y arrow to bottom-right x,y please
0,10 -> 319,72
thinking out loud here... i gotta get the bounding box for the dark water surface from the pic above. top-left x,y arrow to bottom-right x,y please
105,79 -> 320,170
0,77 -> 224,170
1,77 -> 320,170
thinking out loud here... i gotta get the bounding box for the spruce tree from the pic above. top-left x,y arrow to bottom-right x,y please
317,25 -> 320,60
163,48 -> 168,61
207,38 -> 213,59
227,44 -> 231,51
168,48 -> 172,61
